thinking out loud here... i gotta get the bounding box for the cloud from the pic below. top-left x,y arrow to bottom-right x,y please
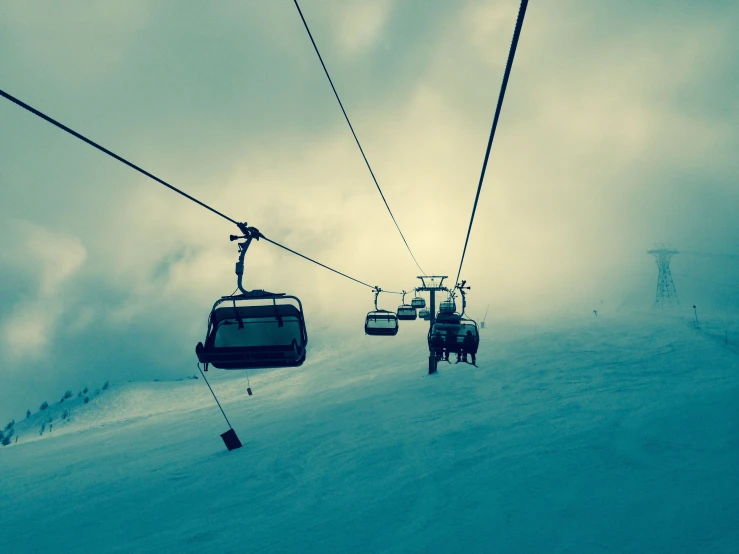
0,221 -> 87,359
332,0 -> 394,56
0,1 -> 150,88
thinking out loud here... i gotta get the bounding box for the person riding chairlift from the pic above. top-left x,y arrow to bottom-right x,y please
443,328 -> 459,362
430,331 -> 446,361
457,329 -> 477,365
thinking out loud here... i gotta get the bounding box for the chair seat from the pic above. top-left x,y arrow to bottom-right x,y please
365,326 -> 399,336
196,342 -> 305,370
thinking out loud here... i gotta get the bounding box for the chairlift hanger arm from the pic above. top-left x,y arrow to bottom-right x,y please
230,223 -> 262,295
373,286 -> 382,310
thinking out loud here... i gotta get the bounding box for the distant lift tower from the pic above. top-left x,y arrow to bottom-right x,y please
647,248 -> 679,306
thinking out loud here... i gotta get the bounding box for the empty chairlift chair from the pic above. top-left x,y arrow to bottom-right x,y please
439,298 -> 456,314
195,224 -> 308,370
196,294 -> 308,370
411,292 -> 426,309
397,304 -> 417,321
419,308 -> 431,320
365,287 -> 399,336
396,291 -> 417,321
365,310 -> 399,336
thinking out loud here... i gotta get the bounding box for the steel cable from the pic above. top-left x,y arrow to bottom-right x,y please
455,0 -> 529,284
292,0 -> 426,275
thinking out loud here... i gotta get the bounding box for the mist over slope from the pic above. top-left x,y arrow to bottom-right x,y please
1,311 -> 738,553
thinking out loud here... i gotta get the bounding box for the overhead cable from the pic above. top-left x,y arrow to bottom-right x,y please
292,0 -> 426,275
260,236 -> 373,288
0,87 -> 400,292
0,88 -> 239,226
455,0 -> 529,284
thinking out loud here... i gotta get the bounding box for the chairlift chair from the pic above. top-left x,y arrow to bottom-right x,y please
365,287 -> 399,336
428,282 -> 480,361
365,310 -> 399,335
419,308 -> 431,320
411,292 -> 426,309
397,305 -> 417,321
196,225 -> 308,370
428,319 -> 479,359
396,291 -> 417,321
196,293 -> 308,370
436,312 -> 462,324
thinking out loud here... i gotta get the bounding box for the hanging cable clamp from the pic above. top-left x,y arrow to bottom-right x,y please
456,280 -> 470,291
230,222 -> 262,243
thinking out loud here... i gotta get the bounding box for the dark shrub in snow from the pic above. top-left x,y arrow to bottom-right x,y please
40,401 -> 49,411
102,380 -> 110,390
25,409 -> 31,419
84,397 -> 90,404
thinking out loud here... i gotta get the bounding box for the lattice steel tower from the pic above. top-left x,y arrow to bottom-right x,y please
647,248 -> 679,306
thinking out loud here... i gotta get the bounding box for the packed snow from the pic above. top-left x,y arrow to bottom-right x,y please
1,311 -> 738,553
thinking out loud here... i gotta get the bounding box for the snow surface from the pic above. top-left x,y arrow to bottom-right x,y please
2,312 -> 738,553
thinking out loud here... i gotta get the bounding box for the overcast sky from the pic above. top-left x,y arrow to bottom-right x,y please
1,0 -> 737,422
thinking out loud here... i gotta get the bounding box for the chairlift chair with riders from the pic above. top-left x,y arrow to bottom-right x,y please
196,225 -> 308,370
428,319 -> 479,359
365,287 -> 399,336
396,291 -> 417,321
427,281 -> 479,363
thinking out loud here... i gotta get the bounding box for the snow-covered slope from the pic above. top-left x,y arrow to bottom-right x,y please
2,313 -> 738,553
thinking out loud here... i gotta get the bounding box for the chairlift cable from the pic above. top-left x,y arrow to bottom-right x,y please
454,0 -> 529,284
260,236 -> 374,288
0,88 -> 239,226
0,87 -> 404,293
292,0 -> 426,276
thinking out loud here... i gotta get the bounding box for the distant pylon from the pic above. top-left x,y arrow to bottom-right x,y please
647,247 -> 679,306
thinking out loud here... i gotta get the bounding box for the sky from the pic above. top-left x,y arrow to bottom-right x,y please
1,0 -> 738,422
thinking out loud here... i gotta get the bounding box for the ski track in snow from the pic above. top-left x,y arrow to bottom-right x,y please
1,313 -> 738,553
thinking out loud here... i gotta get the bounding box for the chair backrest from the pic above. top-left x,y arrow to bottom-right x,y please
209,304 -> 306,349
397,305 -> 417,320
365,311 -> 398,329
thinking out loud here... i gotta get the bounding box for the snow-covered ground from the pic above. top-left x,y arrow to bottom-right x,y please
2,312 -> 738,553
